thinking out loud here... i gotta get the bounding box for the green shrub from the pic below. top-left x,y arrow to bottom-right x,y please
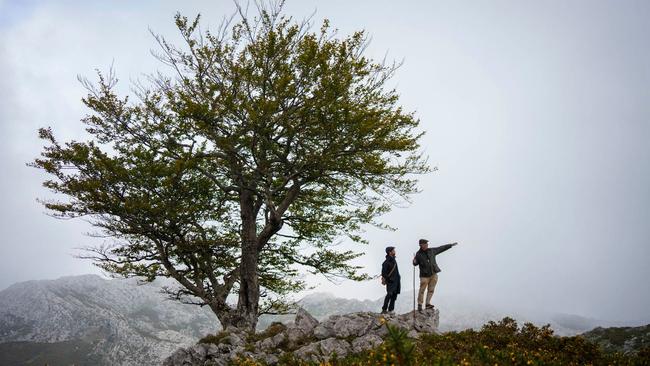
384,322 -> 415,366
198,330 -> 231,345
247,322 -> 288,344
229,317 -> 650,365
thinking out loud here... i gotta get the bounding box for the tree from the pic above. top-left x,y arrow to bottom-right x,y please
31,2 -> 429,331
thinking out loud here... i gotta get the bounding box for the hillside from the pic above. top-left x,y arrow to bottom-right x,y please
0,275 -> 217,365
0,275 -> 647,365
582,324 -> 650,354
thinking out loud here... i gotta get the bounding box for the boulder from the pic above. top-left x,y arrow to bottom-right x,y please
286,325 -> 307,345
294,337 -> 351,362
188,344 -> 208,359
222,333 -> 245,347
393,308 -> 440,334
257,331 -> 286,350
227,346 -> 246,361
282,308 -> 319,347
215,342 -> 234,354
163,344 -> 215,366
260,353 -> 279,365
319,338 -> 352,360
293,341 -> 320,363
294,307 -> 319,334
314,312 -> 383,339
351,333 -> 383,353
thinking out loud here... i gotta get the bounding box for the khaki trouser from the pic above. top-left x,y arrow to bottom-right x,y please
417,273 -> 438,305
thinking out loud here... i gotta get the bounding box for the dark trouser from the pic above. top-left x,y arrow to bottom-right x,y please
382,291 -> 398,311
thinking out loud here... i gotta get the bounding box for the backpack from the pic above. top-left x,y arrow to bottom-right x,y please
381,263 -> 396,286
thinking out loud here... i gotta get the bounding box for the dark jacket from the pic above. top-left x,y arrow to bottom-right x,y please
413,244 -> 453,277
381,255 -> 401,294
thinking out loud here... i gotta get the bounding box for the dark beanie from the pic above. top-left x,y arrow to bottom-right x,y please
385,246 -> 395,254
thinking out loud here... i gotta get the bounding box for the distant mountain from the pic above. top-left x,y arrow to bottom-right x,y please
0,275 -> 644,365
581,324 -> 650,354
0,275 -> 218,366
294,291 -> 599,336
299,292 -> 377,315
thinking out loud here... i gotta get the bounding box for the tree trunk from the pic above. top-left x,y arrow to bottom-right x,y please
235,190 -> 260,331
209,302 -> 232,330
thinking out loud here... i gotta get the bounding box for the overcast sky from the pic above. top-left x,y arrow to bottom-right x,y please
1,0 -> 648,323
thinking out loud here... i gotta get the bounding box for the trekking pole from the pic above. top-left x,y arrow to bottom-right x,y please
412,252 -> 416,325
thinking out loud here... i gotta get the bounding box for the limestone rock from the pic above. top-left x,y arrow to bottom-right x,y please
285,325 -> 306,344
313,322 -> 334,340
293,341 -> 319,362
351,334 -> 383,353
294,337 -> 351,362
162,308 -> 441,366
227,346 -> 246,361
319,338 -> 352,359
222,333 -> 245,347
260,353 -> 279,365
407,329 -> 419,338
393,308 -> 440,333
294,307 -> 319,334
314,312 -> 383,339
163,344 -> 213,366
257,331 -> 286,350
271,332 -> 286,347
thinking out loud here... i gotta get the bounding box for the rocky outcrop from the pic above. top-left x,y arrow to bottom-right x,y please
163,308 -> 439,365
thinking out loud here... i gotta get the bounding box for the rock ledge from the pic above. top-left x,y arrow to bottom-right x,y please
163,308 -> 439,365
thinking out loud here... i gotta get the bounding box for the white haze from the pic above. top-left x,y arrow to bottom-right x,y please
0,0 -> 648,325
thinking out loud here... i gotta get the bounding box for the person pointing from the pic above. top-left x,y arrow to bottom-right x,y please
412,239 -> 458,311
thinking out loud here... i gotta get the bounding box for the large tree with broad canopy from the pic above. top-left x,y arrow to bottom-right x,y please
31,1 -> 429,330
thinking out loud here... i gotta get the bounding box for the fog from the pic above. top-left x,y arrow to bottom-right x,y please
1,0 -> 648,324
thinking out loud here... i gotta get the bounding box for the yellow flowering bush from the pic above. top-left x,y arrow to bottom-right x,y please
229,317 -> 650,365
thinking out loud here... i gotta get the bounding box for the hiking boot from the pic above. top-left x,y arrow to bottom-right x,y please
417,304 -> 422,312
381,310 -> 388,314
425,304 -> 435,309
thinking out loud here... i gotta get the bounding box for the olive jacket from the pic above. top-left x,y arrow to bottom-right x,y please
413,244 -> 454,277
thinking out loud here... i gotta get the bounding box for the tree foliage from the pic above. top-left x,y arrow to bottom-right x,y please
31,1 -> 429,330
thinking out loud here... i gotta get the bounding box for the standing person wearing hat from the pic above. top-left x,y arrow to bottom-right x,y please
412,239 -> 458,311
381,246 -> 400,315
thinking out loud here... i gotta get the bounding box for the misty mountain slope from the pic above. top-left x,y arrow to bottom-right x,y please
294,291 -> 510,332
0,339 -> 103,366
295,291 -> 608,336
0,275 -> 218,366
0,276 -> 515,365
582,324 -> 650,354
0,275 -> 641,365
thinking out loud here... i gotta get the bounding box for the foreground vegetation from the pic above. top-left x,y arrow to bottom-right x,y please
233,318 -> 650,366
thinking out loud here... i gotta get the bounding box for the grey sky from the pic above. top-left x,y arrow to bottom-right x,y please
1,0 -> 648,323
